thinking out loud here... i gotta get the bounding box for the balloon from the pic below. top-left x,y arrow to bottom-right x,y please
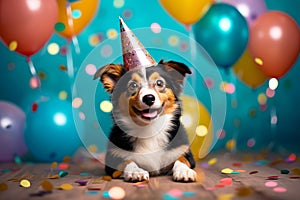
181,95 -> 213,160
23,92 -> 82,162
56,0 -> 100,39
248,11 -> 300,79
220,0 -> 267,27
159,0 -> 213,27
193,3 -> 249,68
0,0 -> 58,56
233,50 -> 267,89
0,101 -> 27,162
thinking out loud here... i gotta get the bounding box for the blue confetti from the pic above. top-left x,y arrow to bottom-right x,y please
182,191 -> 196,197
162,193 -> 179,200
102,191 -> 110,198
87,191 -> 99,195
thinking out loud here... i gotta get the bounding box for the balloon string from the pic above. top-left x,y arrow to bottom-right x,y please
66,3 -> 80,54
66,41 -> 74,85
268,93 -> 278,151
26,57 -> 41,90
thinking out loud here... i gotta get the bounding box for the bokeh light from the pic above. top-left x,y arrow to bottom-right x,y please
180,114 -> 193,128
29,76 -> 40,89
257,93 -> 267,105
113,0 -> 124,8
72,97 -> 83,108
54,112 -> 67,126
100,100 -> 113,113
150,23 -> 161,33
100,45 -> 113,58
269,78 -> 278,90
195,125 -> 208,137
168,35 -> 179,46
254,57 -> 263,66
59,91 -> 68,100
8,41 -> 18,51
47,43 -> 60,55
72,9 -> 81,19
266,88 -> 275,98
247,138 -> 256,148
219,18 -> 231,31
107,29 -> 118,39
85,64 -> 97,75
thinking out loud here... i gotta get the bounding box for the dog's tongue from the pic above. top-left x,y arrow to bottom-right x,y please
141,110 -> 158,118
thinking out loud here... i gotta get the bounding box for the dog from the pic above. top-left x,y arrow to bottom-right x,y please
94,60 -> 199,182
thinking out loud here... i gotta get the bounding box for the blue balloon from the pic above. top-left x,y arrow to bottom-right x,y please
23,92 -> 82,162
193,3 -> 249,68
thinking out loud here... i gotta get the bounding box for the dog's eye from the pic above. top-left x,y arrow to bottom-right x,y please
156,79 -> 165,88
128,81 -> 139,89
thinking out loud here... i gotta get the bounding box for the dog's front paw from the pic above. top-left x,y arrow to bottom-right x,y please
172,161 -> 197,182
123,162 -> 149,182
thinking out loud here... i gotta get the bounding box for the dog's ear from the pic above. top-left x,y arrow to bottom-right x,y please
93,64 -> 126,93
159,60 -> 192,85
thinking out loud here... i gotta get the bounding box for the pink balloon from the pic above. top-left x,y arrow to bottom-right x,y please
220,0 -> 267,26
0,0 -> 58,56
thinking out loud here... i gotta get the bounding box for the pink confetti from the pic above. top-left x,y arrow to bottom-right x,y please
168,189 -> 182,197
220,178 -> 232,186
273,187 -> 287,193
265,181 -> 278,187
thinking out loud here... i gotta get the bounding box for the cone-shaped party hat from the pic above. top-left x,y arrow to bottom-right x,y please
119,17 -> 156,71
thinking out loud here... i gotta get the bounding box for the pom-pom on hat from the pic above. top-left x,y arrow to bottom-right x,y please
119,17 -> 157,71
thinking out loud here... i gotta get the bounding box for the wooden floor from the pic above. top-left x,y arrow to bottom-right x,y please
0,151 -> 299,200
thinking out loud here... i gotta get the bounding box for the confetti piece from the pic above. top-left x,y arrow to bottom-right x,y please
41,181 -> 53,191
58,171 -> 68,177
87,185 -> 102,191
220,178 -> 232,186
108,186 -> 126,200
221,168 -> 233,174
112,170 -> 122,178
286,153 -> 296,163
270,159 -> 283,166
162,193 -> 179,200
59,65 -> 68,71
75,180 -> 88,186
273,187 -> 287,193
102,176 -> 112,181
133,180 -> 149,186
30,190 -> 52,197
63,156 -> 71,163
280,169 -> 289,174
58,163 -> 69,170
235,169 -> 246,173
48,175 -> 59,179
9,41 -> 18,51
0,183 -> 8,191
168,189 -> 182,197
60,183 -> 73,190
265,181 -> 278,187
32,102 -> 38,112
208,158 -> 218,165
51,162 -> 58,169
232,162 -> 242,167
291,168 -> 300,175
182,191 -> 196,197
215,184 -> 225,188
102,191 -> 110,198
289,176 -> 300,179
249,170 -> 258,175
14,156 -> 22,164
236,187 -> 252,197
87,191 -> 99,195
80,172 -> 89,176
267,176 -> 279,180
231,171 -> 240,174
256,160 -> 269,166
20,179 -> 31,188
217,193 -> 234,200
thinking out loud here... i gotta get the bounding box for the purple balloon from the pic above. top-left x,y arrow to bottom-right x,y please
220,0 -> 267,26
0,101 -> 27,162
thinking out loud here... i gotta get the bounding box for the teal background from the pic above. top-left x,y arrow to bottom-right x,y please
0,0 -> 299,157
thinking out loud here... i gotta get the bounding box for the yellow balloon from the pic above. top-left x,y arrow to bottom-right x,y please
56,0 -> 100,38
159,0 -> 213,26
233,50 -> 267,89
181,95 -> 214,161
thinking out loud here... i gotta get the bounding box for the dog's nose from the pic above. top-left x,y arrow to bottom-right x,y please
142,94 -> 155,106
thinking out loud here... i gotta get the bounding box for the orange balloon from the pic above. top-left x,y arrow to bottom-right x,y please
0,0 -> 58,56
56,0 -> 99,39
233,50 -> 267,89
248,11 -> 300,78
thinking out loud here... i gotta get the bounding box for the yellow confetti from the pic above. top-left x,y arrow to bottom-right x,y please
20,179 -> 31,188
48,175 -> 59,179
291,168 -> 300,175
226,139 -> 236,150
51,162 -> 58,169
217,193 -> 235,200
221,168 -> 233,174
112,170 -> 123,179
102,176 -> 112,181
9,41 -> 18,51
63,156 -> 71,163
0,183 -> 8,191
60,183 -> 73,190
41,181 -> 53,191
208,158 -> 217,166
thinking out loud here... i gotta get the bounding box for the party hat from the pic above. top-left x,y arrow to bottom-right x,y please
119,17 -> 157,71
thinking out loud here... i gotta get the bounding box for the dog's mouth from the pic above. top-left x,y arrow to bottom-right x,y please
132,103 -> 164,121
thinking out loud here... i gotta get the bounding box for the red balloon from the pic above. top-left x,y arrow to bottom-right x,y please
248,11 -> 300,78
0,0 -> 58,56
